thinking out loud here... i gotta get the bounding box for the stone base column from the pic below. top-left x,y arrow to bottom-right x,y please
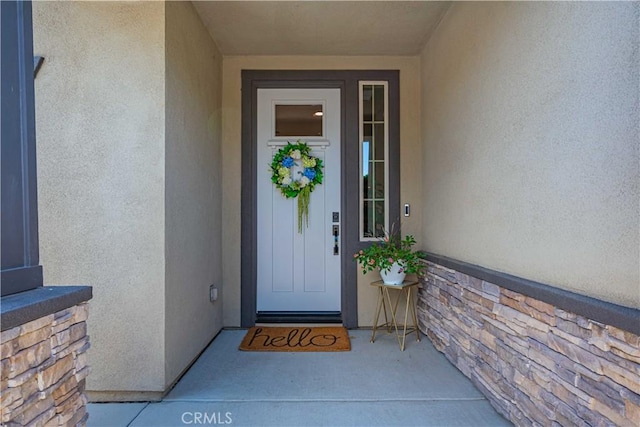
1,302 -> 90,426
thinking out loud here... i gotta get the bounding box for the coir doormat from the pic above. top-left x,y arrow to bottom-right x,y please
239,326 -> 351,352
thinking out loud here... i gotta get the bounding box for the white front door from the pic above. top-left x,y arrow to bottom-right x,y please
256,88 -> 341,312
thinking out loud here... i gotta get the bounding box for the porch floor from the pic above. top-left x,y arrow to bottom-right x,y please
87,329 -> 511,426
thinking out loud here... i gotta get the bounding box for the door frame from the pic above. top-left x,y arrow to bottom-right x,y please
241,70 -> 400,328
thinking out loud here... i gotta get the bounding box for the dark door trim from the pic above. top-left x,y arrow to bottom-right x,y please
1,0 -> 43,296
241,70 -> 400,328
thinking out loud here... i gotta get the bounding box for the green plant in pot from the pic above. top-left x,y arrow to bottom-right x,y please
353,229 -> 425,285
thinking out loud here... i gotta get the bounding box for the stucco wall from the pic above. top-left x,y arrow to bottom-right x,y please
164,1 -> 223,388
221,56 -> 422,327
33,1 -> 166,394
420,2 -> 639,308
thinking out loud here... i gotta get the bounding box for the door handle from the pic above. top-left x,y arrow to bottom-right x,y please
332,225 -> 339,255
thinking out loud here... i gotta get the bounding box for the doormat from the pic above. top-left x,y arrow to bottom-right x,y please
239,326 -> 351,352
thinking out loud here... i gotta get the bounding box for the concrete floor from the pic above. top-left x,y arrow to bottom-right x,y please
87,329 -> 511,427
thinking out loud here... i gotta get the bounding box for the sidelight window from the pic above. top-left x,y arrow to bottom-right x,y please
359,82 -> 388,240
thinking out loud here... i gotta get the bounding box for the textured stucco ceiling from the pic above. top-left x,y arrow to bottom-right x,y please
193,1 -> 451,56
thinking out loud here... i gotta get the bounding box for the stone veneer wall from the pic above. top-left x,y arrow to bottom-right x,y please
417,260 -> 640,426
1,303 -> 90,426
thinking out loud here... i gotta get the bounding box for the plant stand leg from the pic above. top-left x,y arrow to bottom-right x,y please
382,288 -> 390,333
370,287 -> 384,343
385,287 -> 402,349
410,287 -> 421,343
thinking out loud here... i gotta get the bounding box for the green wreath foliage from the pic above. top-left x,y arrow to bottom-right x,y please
270,141 -> 323,197
270,141 -> 324,232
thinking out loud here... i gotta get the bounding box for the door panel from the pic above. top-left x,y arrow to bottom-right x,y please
256,88 -> 341,312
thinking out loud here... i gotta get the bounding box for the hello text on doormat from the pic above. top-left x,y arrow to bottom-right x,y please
239,326 -> 351,352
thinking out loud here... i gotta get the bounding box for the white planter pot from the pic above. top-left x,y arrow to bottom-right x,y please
380,261 -> 406,285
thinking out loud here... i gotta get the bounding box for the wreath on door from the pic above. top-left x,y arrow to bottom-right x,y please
270,141 -> 324,233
